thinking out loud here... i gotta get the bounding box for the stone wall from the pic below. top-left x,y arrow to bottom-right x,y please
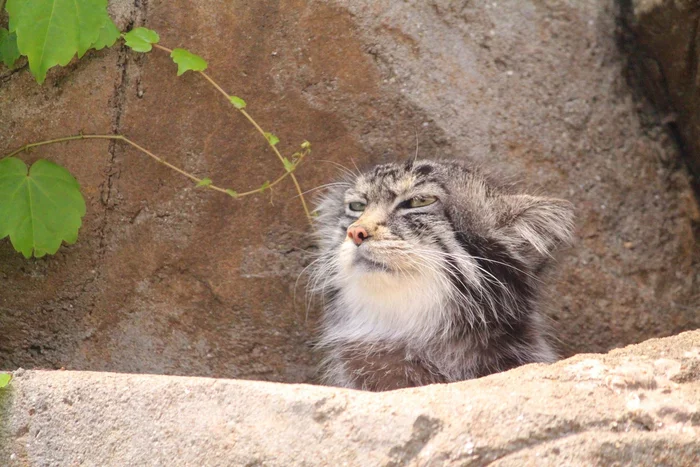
0,0 -> 698,382
1,331 -> 698,465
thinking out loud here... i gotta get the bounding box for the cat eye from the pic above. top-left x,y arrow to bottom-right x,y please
348,201 -> 367,212
408,196 -> 437,208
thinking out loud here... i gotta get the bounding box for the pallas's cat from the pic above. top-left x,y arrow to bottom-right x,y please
309,159 -> 574,391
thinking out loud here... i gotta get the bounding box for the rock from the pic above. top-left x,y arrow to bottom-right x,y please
1,331 -> 698,465
1,1 -> 698,381
622,0 -> 700,183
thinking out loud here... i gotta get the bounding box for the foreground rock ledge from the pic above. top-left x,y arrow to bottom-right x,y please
1,332 -> 698,466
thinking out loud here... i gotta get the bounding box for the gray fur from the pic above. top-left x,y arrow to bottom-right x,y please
308,160 -> 574,391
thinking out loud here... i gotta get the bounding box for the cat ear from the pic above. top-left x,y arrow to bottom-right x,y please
500,195 -> 575,258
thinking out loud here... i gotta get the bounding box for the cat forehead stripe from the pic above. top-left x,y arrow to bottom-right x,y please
355,162 -> 446,198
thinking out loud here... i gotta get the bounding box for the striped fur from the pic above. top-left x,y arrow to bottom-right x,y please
309,160 -> 574,391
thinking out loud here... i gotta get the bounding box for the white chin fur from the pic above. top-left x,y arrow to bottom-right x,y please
326,241 -> 452,345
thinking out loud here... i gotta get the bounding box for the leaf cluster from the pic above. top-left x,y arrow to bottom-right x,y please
0,2 -> 311,259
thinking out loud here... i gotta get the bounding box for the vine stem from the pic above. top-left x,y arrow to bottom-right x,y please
152,43 -> 312,223
3,134 -> 307,198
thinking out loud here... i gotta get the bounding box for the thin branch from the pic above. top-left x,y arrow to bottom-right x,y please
152,42 -> 312,223
2,134 -> 306,199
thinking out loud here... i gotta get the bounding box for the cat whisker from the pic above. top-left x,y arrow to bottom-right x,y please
410,248 -> 521,322
349,157 -> 362,177
292,252 -> 329,314
415,247 -> 540,302
293,182 -> 354,199
316,159 -> 362,180
422,239 -> 542,284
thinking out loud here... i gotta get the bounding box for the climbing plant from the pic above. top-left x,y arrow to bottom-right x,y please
0,0 -> 311,259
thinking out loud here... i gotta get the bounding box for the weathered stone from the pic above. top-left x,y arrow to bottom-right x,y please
0,0 -> 698,382
622,0 -> 700,184
1,331 -> 698,465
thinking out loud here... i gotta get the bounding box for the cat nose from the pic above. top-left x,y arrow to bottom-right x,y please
347,225 -> 369,246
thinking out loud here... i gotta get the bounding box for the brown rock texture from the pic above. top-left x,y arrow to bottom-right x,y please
622,0 -> 700,185
1,331 -> 699,465
0,0 -> 699,381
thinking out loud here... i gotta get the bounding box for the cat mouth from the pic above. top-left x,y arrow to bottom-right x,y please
352,249 -> 394,272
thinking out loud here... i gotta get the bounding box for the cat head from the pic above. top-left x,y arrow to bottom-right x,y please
311,159 -> 574,333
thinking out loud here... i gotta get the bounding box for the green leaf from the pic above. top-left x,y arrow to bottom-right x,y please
0,28 -> 21,68
0,158 -> 86,259
170,48 -> 207,76
196,178 -> 212,188
6,0 -> 111,83
260,180 -> 271,192
301,140 -> 311,150
90,18 -> 120,51
264,132 -> 280,146
225,189 -> 238,198
123,27 -> 159,53
229,95 -> 246,109
282,157 -> 294,173
0,373 -> 11,388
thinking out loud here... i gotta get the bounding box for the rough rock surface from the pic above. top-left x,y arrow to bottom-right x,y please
1,331 -> 698,466
1,0 -> 699,381
622,0 -> 700,185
